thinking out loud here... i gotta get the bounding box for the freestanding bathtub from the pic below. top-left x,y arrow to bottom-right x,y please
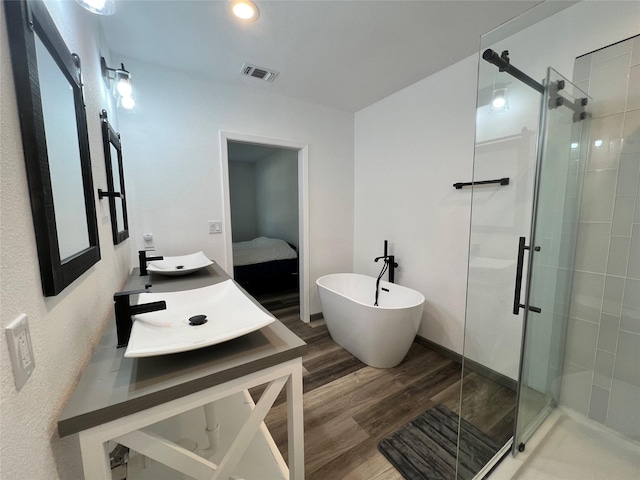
316,273 -> 425,368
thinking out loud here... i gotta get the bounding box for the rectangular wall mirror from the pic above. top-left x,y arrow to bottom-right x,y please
4,0 -> 100,296
99,110 -> 129,245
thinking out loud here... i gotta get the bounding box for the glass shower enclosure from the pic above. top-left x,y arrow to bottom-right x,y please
456,3 -> 640,478
455,17 -> 592,479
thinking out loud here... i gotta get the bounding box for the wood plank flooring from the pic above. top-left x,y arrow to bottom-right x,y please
251,291 -> 516,479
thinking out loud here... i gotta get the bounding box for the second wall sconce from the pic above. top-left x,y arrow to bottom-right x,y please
101,56 -> 135,110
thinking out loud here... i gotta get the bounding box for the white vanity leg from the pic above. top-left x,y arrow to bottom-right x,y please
287,359 -> 304,480
78,429 -> 111,480
203,401 -> 220,452
213,376 -> 288,480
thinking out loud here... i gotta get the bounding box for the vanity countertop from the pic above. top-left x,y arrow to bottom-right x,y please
58,262 -> 307,437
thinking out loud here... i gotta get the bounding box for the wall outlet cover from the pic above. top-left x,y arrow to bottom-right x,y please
5,314 -> 35,390
143,233 -> 154,250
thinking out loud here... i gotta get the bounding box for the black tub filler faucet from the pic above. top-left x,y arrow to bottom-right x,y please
374,240 -> 398,283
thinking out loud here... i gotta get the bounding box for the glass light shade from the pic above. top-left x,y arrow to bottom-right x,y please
74,0 -> 116,15
115,75 -> 132,97
120,96 -> 135,110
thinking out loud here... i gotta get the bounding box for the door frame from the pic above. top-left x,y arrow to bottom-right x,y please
220,131 -> 310,323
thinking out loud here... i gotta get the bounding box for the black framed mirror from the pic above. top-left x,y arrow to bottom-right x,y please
98,110 -> 130,245
4,0 -> 100,296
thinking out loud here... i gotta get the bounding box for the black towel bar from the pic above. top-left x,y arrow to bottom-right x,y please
453,177 -> 509,189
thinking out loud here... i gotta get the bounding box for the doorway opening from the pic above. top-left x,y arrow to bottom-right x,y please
220,132 -> 310,323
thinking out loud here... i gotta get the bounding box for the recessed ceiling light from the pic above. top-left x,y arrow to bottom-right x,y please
74,0 -> 116,15
230,0 -> 260,21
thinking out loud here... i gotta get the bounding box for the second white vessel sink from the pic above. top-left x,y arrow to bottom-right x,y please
147,251 -> 213,276
125,280 -> 275,358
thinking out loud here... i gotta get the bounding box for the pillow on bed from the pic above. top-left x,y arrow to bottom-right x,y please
233,236 -> 298,266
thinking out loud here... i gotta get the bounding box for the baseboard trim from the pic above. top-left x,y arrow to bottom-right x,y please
414,335 -> 460,363
415,335 -> 517,392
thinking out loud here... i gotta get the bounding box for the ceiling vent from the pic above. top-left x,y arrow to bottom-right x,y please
241,63 -> 279,82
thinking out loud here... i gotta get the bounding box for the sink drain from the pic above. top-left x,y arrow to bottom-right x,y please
188,315 -> 208,326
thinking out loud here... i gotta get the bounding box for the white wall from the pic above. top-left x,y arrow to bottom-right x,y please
229,149 -> 299,246
229,161 -> 258,241
117,56 -> 354,313
354,0 -> 640,365
256,149 -> 299,247
354,56 -> 478,354
0,2 -> 130,478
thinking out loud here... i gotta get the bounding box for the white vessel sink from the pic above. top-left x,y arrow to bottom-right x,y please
147,251 -> 213,276
125,280 -> 275,358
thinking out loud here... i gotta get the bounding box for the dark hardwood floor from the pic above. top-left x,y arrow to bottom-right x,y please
251,291 -> 516,479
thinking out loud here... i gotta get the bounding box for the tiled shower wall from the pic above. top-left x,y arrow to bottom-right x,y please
560,35 -> 640,440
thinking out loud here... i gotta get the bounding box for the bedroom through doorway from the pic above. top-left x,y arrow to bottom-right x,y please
221,133 -> 310,322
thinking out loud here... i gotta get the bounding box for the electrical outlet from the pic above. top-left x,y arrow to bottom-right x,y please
5,314 -> 35,390
208,221 -> 222,234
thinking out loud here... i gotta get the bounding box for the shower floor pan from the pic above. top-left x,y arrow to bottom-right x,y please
488,407 -> 640,480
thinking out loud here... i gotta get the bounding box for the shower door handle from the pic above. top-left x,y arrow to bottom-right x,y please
513,237 -> 542,315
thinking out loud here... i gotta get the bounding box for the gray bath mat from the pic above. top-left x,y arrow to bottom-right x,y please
378,404 -> 501,480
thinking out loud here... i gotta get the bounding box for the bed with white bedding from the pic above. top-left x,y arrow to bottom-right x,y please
232,237 -> 298,294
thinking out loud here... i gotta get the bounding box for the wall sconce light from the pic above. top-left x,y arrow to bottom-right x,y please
74,0 -> 116,15
101,57 -> 135,110
490,87 -> 509,113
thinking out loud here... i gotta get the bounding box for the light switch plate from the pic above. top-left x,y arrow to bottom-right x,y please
5,314 -> 35,390
208,221 -> 222,234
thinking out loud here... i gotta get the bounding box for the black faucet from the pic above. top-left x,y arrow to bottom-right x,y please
114,285 -> 166,348
139,250 -> 164,276
374,240 -> 398,283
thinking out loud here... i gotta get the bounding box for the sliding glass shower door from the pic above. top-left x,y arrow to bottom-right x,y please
513,68 -> 591,451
